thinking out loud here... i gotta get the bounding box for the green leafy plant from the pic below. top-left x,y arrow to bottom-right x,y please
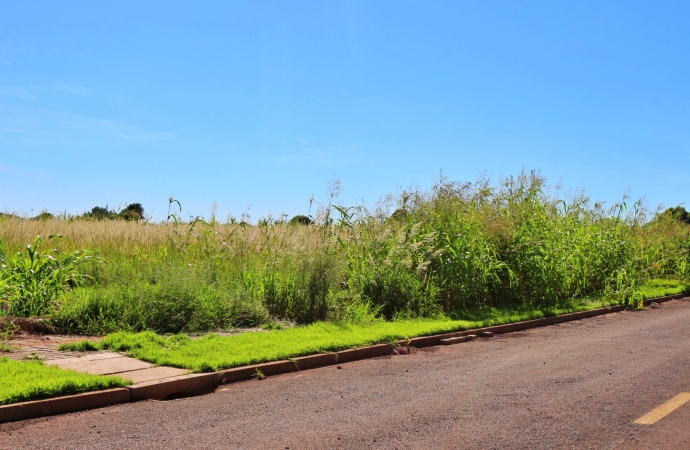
0,319 -> 18,352
1,235 -> 99,317
0,342 -> 16,353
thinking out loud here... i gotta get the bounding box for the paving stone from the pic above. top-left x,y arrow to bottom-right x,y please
47,356 -> 152,375
118,366 -> 188,384
47,352 -> 124,364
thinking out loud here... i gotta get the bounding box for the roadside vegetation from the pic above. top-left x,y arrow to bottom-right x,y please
0,357 -> 130,405
1,172 -> 689,336
61,297 -> 625,372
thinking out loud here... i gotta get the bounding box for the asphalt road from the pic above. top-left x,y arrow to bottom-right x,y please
2,298 -> 690,449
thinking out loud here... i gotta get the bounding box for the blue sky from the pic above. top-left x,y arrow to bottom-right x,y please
1,1 -> 689,221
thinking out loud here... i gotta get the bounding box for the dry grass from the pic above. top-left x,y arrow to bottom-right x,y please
0,218 -> 327,256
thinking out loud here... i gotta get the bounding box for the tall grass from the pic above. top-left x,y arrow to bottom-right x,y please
1,172 -> 689,333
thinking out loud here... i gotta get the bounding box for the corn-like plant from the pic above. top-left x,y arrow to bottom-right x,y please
1,235 -> 99,317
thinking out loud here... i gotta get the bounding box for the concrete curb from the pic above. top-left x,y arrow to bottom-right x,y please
403,293 -> 685,348
1,292 -> 685,424
0,388 -> 130,423
127,373 -> 219,401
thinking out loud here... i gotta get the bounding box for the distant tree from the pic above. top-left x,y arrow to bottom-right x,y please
119,203 -> 145,221
665,206 -> 690,225
288,215 -> 314,225
31,211 -> 54,221
81,204 -> 144,221
83,206 -> 115,220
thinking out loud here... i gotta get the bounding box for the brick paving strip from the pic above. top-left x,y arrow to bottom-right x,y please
2,335 -> 102,361
0,293 -> 686,424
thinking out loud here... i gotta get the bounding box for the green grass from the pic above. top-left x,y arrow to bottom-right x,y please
60,280 -> 688,373
638,278 -> 689,299
0,358 -> 131,405
60,297 -> 624,372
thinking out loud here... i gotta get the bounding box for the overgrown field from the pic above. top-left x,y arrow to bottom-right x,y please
2,173 -> 689,335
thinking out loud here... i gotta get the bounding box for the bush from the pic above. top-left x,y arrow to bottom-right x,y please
288,215 -> 313,226
355,265 -> 438,319
118,203 -> 144,221
83,206 -> 116,221
51,270 -> 268,334
81,203 -> 144,221
263,253 -> 337,323
31,211 -> 54,221
664,206 -> 690,225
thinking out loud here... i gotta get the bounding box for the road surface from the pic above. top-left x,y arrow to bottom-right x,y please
2,298 -> 690,449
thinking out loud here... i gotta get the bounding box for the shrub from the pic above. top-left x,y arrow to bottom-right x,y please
52,270 -> 268,334
263,252 -> 337,323
31,211 -> 54,221
118,203 -> 144,221
288,215 -> 313,226
664,206 -> 690,225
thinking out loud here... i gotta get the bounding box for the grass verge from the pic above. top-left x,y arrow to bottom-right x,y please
638,278 -> 689,299
60,296 -> 642,373
0,358 -> 131,405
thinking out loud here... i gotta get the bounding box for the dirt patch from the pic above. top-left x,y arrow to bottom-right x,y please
1,332 -> 102,361
0,316 -> 62,335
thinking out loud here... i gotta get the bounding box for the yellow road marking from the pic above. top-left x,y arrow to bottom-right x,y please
634,392 -> 690,425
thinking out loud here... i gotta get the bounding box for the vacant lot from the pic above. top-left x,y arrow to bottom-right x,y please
1,173 -> 689,338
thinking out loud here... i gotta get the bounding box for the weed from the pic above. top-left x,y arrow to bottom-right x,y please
1,235 -> 99,317
262,322 -> 285,331
58,340 -> 100,352
21,352 -> 43,361
0,320 -> 18,352
0,342 -> 17,352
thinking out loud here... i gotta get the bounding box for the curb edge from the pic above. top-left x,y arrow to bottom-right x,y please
0,388 -> 130,424
1,292 -> 685,424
